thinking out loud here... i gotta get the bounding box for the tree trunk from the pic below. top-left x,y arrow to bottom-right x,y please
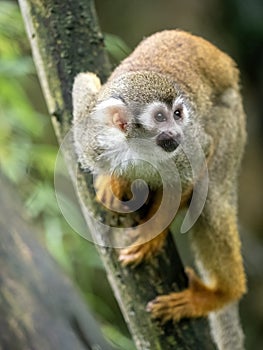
18,0 -> 215,349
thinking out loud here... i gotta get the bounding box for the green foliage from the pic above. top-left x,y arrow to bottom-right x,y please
104,33 -> 131,62
103,325 -> 136,350
0,1 -> 133,348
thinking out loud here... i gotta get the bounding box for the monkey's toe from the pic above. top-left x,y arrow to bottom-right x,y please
119,243 -> 153,267
119,232 -> 166,267
147,289 -> 197,323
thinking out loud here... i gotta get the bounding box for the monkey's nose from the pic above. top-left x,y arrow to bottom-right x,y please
156,132 -> 180,152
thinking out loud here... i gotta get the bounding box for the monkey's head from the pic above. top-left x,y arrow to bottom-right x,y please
86,72 -> 193,178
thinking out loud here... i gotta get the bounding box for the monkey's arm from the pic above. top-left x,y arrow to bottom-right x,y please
72,72 -> 102,170
118,184 -> 194,266
94,176 -> 170,265
118,189 -> 169,266
72,72 -> 101,119
147,188 -> 246,322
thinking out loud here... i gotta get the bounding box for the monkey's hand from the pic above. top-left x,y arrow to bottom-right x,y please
147,267 -> 224,322
94,174 -> 132,212
119,229 -> 168,267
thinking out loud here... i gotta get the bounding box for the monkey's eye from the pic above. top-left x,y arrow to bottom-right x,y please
174,108 -> 183,120
154,112 -> 167,122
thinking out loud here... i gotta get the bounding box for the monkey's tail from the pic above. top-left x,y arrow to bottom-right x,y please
209,302 -> 245,350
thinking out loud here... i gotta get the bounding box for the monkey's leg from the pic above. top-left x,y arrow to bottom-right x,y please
147,198 -> 246,322
118,189 -> 172,266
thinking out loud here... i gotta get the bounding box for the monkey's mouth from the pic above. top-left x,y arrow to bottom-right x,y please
156,132 -> 180,152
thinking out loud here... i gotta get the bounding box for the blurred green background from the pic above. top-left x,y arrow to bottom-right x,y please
0,0 -> 263,349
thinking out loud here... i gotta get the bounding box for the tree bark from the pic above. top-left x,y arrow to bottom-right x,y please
18,0 -> 216,349
0,173 -> 114,350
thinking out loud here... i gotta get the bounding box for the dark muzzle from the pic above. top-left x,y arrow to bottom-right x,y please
156,132 -> 180,152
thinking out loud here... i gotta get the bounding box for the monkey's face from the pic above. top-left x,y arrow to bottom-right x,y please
135,96 -> 190,153
90,94 -> 191,176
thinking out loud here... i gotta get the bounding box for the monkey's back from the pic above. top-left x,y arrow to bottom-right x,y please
107,30 -> 246,187
109,30 -> 240,105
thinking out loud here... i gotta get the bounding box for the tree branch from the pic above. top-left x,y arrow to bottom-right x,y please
18,0 -> 215,348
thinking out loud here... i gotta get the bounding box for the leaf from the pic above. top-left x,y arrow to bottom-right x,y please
0,57 -> 35,77
30,144 -> 58,177
25,181 -> 60,217
104,33 -> 131,61
102,324 -> 135,350
0,139 -> 31,183
44,215 -> 73,274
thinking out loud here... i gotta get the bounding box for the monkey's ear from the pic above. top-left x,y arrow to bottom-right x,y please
72,72 -> 101,122
95,98 -> 129,132
111,106 -> 129,132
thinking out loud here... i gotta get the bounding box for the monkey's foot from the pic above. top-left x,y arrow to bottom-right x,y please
119,230 -> 168,267
147,267 -> 226,322
94,174 -> 131,212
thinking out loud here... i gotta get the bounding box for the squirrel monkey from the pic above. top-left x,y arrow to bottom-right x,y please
73,30 -> 246,349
